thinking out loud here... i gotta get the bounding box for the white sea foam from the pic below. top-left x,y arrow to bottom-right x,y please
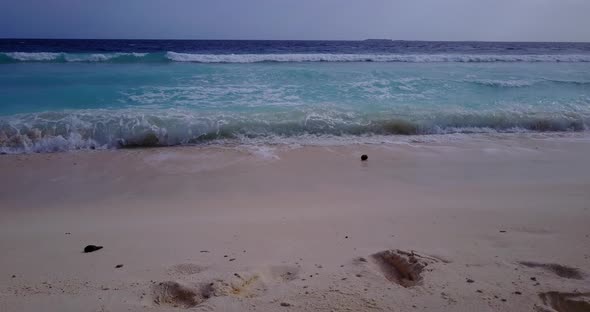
4,52 -> 62,61
1,106 -> 589,154
3,52 -> 590,63
67,52 -> 148,62
1,52 -> 148,63
468,79 -> 536,88
165,52 -> 590,63
63,52 -> 147,62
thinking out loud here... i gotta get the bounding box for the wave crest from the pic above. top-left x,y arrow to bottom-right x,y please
3,51 -> 590,64
0,52 -> 149,63
468,79 -> 535,88
1,109 -> 587,154
164,52 -> 590,63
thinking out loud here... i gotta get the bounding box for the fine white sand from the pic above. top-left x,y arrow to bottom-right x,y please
1,134 -> 589,312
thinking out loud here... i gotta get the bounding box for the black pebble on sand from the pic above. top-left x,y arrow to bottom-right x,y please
361,154 -> 368,161
466,278 -> 475,283
83,245 -> 103,253
280,302 -> 291,307
115,264 -> 123,268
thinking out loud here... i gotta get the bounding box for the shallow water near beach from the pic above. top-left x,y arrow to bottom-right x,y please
1,40 -> 590,153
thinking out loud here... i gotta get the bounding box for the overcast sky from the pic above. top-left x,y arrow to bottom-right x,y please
1,0 -> 589,42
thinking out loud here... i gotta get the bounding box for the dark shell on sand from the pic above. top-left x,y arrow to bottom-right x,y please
84,245 -> 103,253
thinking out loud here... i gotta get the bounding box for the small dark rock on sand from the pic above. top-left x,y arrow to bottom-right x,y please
499,230 -> 507,233
83,245 -> 103,253
466,279 -> 475,283
115,264 -> 123,268
361,154 -> 368,161
280,302 -> 291,307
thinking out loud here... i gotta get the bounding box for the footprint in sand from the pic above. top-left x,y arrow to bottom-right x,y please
151,276 -> 263,308
151,281 -> 215,308
218,265 -> 301,298
152,264 -> 301,307
170,263 -> 206,276
519,261 -> 584,280
211,273 -> 265,298
538,291 -> 590,312
369,249 -> 439,287
265,265 -> 301,282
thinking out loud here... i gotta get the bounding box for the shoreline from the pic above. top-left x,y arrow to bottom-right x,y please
1,134 -> 589,311
2,130 -> 590,155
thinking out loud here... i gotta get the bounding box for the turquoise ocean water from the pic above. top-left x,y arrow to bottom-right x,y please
1,40 -> 589,153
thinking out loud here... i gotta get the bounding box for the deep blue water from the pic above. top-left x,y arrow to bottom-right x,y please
1,40 -> 590,153
2,39 -> 590,55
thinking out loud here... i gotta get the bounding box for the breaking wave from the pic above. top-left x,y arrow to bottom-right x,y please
0,52 -> 150,63
1,109 -> 588,154
3,51 -> 590,64
164,52 -> 590,63
467,79 -> 536,88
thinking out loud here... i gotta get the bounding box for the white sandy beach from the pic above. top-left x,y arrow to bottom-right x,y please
0,134 -> 589,312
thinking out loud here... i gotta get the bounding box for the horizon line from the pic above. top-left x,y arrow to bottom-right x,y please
1,37 -> 590,44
